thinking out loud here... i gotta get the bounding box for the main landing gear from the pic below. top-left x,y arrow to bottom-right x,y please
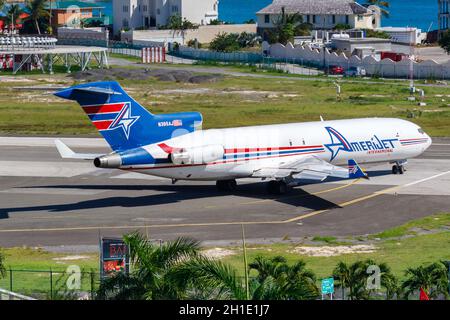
392,162 -> 405,175
216,179 -> 237,191
267,180 -> 290,195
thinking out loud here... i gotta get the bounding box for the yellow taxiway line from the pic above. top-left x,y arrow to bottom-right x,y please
1,171 -> 449,233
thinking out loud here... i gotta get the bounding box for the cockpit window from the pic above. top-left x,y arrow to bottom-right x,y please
418,128 -> 425,134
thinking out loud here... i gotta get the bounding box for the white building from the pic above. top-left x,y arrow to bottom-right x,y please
378,27 -> 426,45
113,0 -> 219,35
257,0 -> 381,35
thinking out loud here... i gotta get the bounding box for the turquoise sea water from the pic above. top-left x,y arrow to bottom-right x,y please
219,0 -> 438,31
94,0 -> 438,31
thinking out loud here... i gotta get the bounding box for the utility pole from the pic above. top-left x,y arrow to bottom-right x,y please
241,224 -> 250,300
408,25 -> 415,95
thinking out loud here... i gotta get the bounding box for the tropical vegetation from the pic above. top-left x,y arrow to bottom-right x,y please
0,0 -> 52,35
24,0 -> 49,35
365,0 -> 390,18
333,260 -> 399,300
97,232 -> 201,300
209,32 -> 260,52
364,29 -> 391,39
94,232 -> 449,300
266,7 -> 312,45
439,30 -> 450,55
402,261 -> 449,300
97,233 -> 319,300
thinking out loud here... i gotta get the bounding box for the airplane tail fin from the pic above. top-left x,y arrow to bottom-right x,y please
54,81 -> 202,152
348,159 -> 369,179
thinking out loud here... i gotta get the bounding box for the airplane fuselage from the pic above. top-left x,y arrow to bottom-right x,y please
118,118 -> 432,181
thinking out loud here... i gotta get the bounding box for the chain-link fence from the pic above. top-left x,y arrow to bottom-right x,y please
0,269 -> 100,300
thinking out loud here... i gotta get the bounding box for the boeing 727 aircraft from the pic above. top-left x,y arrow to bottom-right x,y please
54,81 -> 432,194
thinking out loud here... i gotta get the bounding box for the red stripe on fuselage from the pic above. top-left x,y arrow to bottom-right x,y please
82,103 -> 125,115
400,138 -> 428,142
93,120 -> 113,130
224,145 -> 323,154
328,128 -> 350,149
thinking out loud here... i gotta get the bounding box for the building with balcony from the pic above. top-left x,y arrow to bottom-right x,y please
113,0 -> 219,35
257,0 -> 381,36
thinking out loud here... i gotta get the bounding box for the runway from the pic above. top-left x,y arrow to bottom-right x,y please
0,137 -> 449,247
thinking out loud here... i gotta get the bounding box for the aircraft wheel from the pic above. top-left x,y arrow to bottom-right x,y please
392,164 -> 405,175
392,165 -> 399,175
216,179 -> 237,192
267,180 -> 289,195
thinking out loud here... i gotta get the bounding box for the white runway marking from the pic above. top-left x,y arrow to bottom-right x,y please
402,170 -> 450,187
0,161 -> 96,177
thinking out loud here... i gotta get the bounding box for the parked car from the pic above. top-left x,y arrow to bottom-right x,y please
345,66 -> 367,77
328,65 -> 344,75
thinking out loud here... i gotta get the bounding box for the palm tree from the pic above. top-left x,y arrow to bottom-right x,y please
165,14 -> 198,45
267,6 -> 305,45
5,4 -> 23,30
333,261 -> 368,300
402,262 -> 449,300
333,260 -> 399,300
333,261 -> 351,299
25,0 -> 49,35
249,256 -> 319,300
170,255 -> 247,299
97,232 -> 201,300
173,255 -> 318,300
363,259 -> 399,300
366,0 -> 390,18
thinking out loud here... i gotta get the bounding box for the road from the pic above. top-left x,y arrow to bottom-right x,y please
107,55 -> 450,88
0,137 -> 449,247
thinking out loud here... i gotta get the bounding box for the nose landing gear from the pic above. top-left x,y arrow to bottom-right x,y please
392,163 -> 405,175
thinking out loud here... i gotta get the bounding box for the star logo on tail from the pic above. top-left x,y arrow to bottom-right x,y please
324,127 -> 353,161
109,103 -> 140,139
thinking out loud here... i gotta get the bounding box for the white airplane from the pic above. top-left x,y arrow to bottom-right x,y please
54,81 -> 432,194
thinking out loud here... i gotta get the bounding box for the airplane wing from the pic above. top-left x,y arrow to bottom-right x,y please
252,155 -> 368,181
55,139 -> 105,160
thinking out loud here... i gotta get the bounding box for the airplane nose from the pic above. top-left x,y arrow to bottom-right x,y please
426,133 -> 432,149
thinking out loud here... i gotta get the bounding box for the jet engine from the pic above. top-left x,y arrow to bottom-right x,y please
94,153 -> 122,168
170,145 -> 224,165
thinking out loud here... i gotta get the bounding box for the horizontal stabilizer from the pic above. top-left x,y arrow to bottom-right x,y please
55,139 -> 104,160
74,87 -> 123,95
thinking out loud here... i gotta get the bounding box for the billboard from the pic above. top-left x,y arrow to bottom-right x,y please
100,237 -> 130,279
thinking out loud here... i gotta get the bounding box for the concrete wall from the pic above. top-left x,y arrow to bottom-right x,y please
124,24 -> 257,44
57,27 -> 109,41
267,41 -> 450,79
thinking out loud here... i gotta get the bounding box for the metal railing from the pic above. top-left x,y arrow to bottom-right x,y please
0,269 -> 100,300
0,288 -> 36,300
